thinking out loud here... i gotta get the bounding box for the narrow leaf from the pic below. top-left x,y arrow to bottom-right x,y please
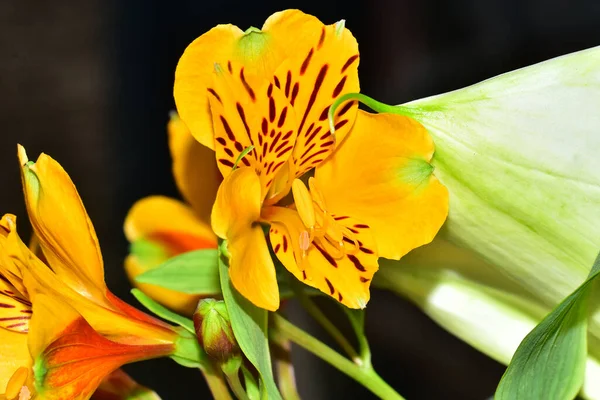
135,249 -> 220,295
131,288 -> 195,334
496,252 -> 600,400
218,243 -> 282,400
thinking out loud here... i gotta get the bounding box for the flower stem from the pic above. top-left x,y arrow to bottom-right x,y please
272,314 -> 405,400
224,369 -> 250,400
201,367 -> 233,400
271,327 -> 301,400
293,283 -> 361,363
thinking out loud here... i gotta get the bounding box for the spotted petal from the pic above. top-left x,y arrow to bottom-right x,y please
316,111 -> 449,259
271,20 -> 360,178
208,67 -> 298,198
266,207 -> 377,309
174,10 -> 324,149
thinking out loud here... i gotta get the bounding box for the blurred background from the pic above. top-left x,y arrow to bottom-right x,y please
1,1 -> 599,398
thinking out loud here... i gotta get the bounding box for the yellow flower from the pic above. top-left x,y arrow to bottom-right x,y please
124,114 -> 219,315
0,147 -> 180,398
175,10 -> 448,311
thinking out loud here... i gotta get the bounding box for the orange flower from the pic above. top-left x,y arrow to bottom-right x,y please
0,147 -> 181,399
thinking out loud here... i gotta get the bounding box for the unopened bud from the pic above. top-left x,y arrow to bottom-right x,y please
193,299 -> 240,363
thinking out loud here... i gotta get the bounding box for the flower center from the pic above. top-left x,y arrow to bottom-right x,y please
292,178 -> 359,260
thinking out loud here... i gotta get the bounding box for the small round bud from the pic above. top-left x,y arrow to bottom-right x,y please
193,299 -> 240,363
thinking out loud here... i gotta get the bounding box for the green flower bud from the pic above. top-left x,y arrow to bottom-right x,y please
193,299 -> 240,363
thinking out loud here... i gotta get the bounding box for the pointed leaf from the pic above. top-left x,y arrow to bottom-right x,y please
131,289 -> 194,334
135,249 -> 220,294
496,251 -> 600,400
218,242 -> 282,400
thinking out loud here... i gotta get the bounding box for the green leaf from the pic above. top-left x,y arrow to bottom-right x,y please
496,252 -> 600,400
218,242 -> 282,400
131,288 -> 195,334
135,249 -> 220,295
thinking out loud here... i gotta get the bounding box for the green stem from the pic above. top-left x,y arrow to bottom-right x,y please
273,314 -> 405,400
328,93 -> 419,135
224,369 -> 250,400
271,328 -> 301,400
202,367 -> 233,400
293,283 -> 361,364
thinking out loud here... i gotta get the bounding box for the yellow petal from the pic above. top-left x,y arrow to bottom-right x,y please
270,19 -> 360,178
211,167 -> 279,310
265,206 -> 377,309
315,111 -> 449,259
211,167 -> 263,240
228,224 -> 279,311
17,146 -> 107,298
208,65 -> 297,198
168,113 -> 221,223
124,255 -> 200,316
124,195 -> 217,249
174,10 -> 322,149
0,328 -> 29,395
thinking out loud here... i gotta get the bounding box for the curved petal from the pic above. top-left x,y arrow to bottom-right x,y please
0,329 -> 29,395
17,146 -> 106,297
265,206 -> 376,309
124,196 -> 217,252
168,113 -> 221,224
211,167 -> 262,239
212,167 -> 279,310
316,111 -> 449,260
228,224 -> 279,311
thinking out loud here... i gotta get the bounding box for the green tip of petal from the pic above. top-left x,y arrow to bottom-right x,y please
398,158 -> 435,187
130,239 -> 169,267
244,26 -> 262,35
236,29 -> 271,64
213,62 -> 224,74
22,162 -> 41,200
335,20 -> 346,37
33,357 -> 48,394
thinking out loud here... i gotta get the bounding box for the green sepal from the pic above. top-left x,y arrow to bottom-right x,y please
171,327 -> 210,370
135,249 -> 220,295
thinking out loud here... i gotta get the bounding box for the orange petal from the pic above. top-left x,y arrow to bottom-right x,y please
17,146 -> 107,299
174,10 -> 322,149
124,195 -> 217,252
316,111 -> 449,259
208,64 -> 297,198
0,328 -> 29,395
228,224 -> 279,311
168,113 -> 221,224
265,206 -> 376,309
30,295 -> 173,400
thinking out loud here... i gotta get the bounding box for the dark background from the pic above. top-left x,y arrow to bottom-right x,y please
1,1 -> 599,399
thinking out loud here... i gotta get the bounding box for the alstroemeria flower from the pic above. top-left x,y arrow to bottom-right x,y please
175,10 -> 449,310
124,114 -> 219,315
0,147 -> 183,398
